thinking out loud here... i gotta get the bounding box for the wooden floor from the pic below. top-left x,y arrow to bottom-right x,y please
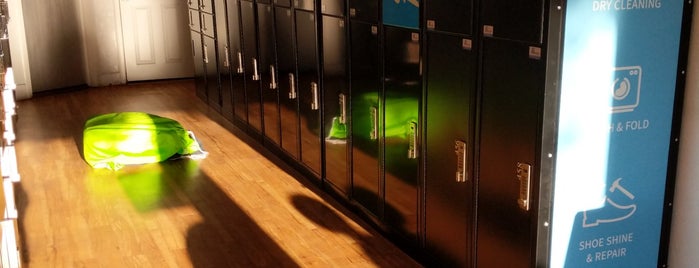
14,80 -> 422,267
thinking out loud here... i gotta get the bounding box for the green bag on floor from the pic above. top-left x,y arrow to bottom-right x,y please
83,112 -> 206,170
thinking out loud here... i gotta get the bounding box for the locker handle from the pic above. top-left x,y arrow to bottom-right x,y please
189,11 -> 194,27
370,106 -> 378,140
517,163 -> 532,211
408,121 -> 418,159
252,58 -> 260,81
270,65 -> 278,89
310,82 -> 319,110
339,93 -> 346,124
288,73 -> 297,99
223,45 -> 230,67
455,140 -> 467,182
203,44 -> 209,64
201,15 -> 207,32
191,39 -> 195,57
236,52 -> 244,74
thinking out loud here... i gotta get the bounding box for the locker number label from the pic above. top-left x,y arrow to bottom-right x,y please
462,39 -> 472,50
529,46 -> 542,60
483,25 -> 494,36
427,20 -> 436,29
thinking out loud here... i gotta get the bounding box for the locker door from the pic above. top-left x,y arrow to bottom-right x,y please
189,8 -> 201,31
383,26 -> 420,243
216,0 -> 235,120
350,21 -> 381,215
321,0 -> 344,16
200,0 -> 214,13
275,8 -> 300,160
188,0 -> 199,10
201,8 -> 220,111
480,0 -> 544,43
191,30 -> 207,101
274,0 -> 291,8
322,15 -> 349,193
295,0 -> 314,11
203,35 -> 221,111
295,10 -> 322,178
241,0 -> 263,134
424,0 -> 473,35
227,0 -> 247,125
258,4 -> 280,146
477,38 -> 544,268
424,32 -> 476,267
348,0 -> 378,23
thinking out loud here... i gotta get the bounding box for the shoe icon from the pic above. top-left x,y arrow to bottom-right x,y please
582,178 -> 637,228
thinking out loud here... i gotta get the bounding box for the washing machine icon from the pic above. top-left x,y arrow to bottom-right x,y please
611,66 -> 642,113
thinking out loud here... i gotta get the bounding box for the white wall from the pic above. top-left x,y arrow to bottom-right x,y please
16,0 -> 127,93
668,2 -> 699,267
21,0 -> 86,92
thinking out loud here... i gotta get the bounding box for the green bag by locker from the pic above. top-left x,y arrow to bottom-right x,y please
83,112 -> 207,170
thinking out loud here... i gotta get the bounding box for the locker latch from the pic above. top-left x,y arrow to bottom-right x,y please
408,122 -> 418,159
288,73 -> 297,99
516,162 -> 532,211
370,106 -> 378,140
270,65 -> 278,89
236,52 -> 244,74
310,82 -> 319,110
339,94 -> 347,124
455,140 -> 467,182
252,58 -> 260,81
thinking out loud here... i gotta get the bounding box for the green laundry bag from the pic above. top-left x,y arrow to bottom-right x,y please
83,112 -> 206,170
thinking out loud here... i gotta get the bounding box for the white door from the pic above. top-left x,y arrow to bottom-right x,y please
120,0 -> 193,81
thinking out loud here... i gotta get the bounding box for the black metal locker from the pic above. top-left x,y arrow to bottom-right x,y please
189,8 -> 201,31
216,0 -> 235,121
383,25 -> 421,243
424,32 -> 476,267
200,0 -> 214,13
191,31 -> 207,101
274,0 -> 291,7
480,0 -> 544,43
477,38 -> 544,268
424,0 -> 473,35
201,12 -> 216,38
203,35 -> 221,111
227,0 -> 247,125
322,15 -> 349,193
294,0 -> 314,11
201,1 -> 220,111
295,10 -> 322,178
188,0 -> 199,10
350,20 -> 381,215
258,4 -> 280,146
275,7 -> 300,160
241,0 -> 263,134
321,0 -> 344,16
348,0 -> 378,23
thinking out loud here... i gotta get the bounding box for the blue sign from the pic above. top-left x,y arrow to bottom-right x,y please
382,0 -> 419,29
551,1 -> 685,267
